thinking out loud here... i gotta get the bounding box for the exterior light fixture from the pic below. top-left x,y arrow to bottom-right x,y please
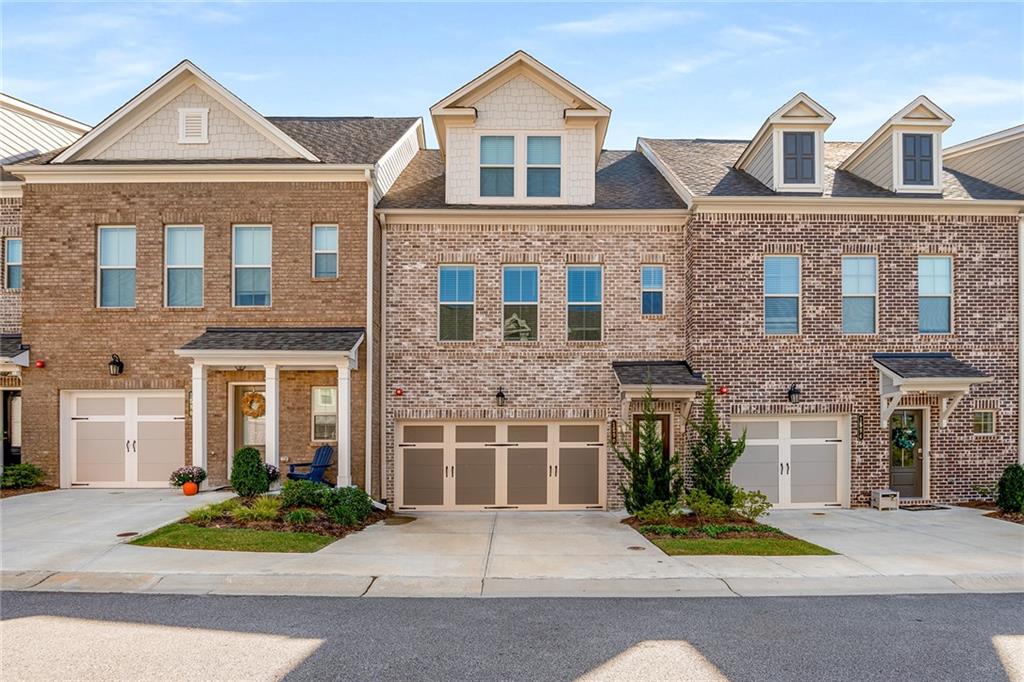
495,387 -> 507,407
718,385 -> 729,395
855,414 -> 865,441
108,354 -> 125,376
786,383 -> 801,404
609,419 -> 618,445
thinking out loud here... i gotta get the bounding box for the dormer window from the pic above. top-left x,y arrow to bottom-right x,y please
480,136 -> 514,197
178,107 -> 208,144
901,133 -> 934,186
526,136 -> 561,197
476,132 -> 565,202
782,132 -> 815,184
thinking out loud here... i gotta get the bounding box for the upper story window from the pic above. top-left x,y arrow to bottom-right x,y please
918,255 -> 952,334
902,134 -> 934,186
567,265 -> 602,341
503,265 -> 538,341
842,256 -> 876,334
178,108 -> 209,144
98,227 -> 136,308
480,136 -> 515,197
312,225 -> 339,279
165,226 -> 204,308
233,226 -> 271,307
782,132 -> 815,184
764,256 -> 800,335
438,265 -> 475,341
4,238 -> 21,290
641,265 -> 664,315
311,387 -> 338,441
526,136 -> 561,198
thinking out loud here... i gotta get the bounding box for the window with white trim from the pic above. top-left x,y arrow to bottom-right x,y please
503,265 -> 538,341
526,136 -> 561,197
178,108 -> 209,144
312,225 -> 338,279
918,255 -> 951,334
233,226 -> 271,307
165,226 -> 203,307
641,265 -> 664,315
311,387 -> 337,441
98,226 -> 136,308
972,410 -> 995,435
5,238 -> 21,290
842,256 -> 876,334
764,256 -> 800,334
567,265 -> 602,341
480,136 -> 514,197
438,265 -> 475,341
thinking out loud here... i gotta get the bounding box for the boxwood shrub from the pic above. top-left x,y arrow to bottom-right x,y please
230,448 -> 269,498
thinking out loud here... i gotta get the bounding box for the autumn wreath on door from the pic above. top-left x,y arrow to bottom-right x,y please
240,391 -> 267,419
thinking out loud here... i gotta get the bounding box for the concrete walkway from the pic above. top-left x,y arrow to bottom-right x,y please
2,490 -> 1021,597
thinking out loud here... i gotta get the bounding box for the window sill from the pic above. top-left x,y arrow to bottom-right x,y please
96,307 -> 137,311
1,288 -> 21,293
437,339 -> 476,345
166,306 -> 205,311
641,313 -> 665,319
311,276 -> 340,282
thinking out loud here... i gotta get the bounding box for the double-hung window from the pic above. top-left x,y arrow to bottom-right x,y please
641,265 -> 664,315
526,136 -> 561,197
972,410 -> 995,435
918,255 -> 952,333
312,225 -> 338,278
165,226 -> 204,307
902,133 -> 934,186
233,226 -> 271,307
782,132 -> 815,184
4,238 -> 21,290
438,265 -> 474,341
98,226 -> 136,308
764,256 -> 800,334
503,265 -> 538,341
842,256 -> 876,334
480,136 -> 514,197
567,265 -> 602,341
311,387 -> 337,441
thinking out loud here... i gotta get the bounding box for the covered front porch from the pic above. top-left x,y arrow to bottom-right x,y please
176,327 -> 364,488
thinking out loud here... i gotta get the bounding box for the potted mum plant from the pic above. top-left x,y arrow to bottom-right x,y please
170,466 -> 207,496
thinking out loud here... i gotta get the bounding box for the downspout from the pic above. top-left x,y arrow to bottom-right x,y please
1019,210 -> 1023,464
364,169 -> 375,494
379,214 -> 389,503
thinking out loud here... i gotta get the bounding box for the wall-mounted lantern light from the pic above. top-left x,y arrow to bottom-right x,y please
609,419 -> 618,445
108,354 -> 125,376
786,383 -> 801,404
855,414 -> 864,441
495,387 -> 507,407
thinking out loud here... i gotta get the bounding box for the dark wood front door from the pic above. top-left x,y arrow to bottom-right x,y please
633,414 -> 671,460
889,409 -> 923,497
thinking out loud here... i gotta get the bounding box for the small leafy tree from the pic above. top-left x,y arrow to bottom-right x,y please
689,381 -> 746,505
615,384 -> 684,514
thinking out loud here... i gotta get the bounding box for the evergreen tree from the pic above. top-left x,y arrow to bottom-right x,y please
615,384 -> 684,513
689,381 -> 746,504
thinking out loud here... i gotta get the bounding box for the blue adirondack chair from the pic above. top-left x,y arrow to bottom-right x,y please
287,445 -> 335,484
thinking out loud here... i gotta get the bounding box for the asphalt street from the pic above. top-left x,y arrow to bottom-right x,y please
1,591 -> 1021,681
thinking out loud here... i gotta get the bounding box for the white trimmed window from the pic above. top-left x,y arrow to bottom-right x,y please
311,387 -> 337,441
165,226 -> 204,307
312,225 -> 339,279
918,256 -> 952,334
641,265 -> 664,316
972,410 -> 995,435
178,108 -> 209,144
526,136 -> 561,198
503,265 -> 538,341
98,226 -> 136,308
233,226 -> 272,307
480,136 -> 514,197
842,256 -> 876,334
5,238 -> 21,290
438,265 -> 475,341
567,265 -> 602,341
477,133 -> 564,202
764,256 -> 800,334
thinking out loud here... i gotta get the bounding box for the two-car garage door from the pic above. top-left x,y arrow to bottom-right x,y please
396,422 -> 605,510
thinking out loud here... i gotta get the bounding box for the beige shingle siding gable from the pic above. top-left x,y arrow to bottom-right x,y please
746,136 -> 773,189
944,137 -> 1024,194
96,85 -> 296,161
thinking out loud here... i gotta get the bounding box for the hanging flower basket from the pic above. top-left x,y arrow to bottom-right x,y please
891,424 -> 918,451
240,391 -> 266,419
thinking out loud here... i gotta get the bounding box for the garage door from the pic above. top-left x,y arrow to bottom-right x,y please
64,391 -> 186,488
396,422 -> 605,510
729,416 -> 848,508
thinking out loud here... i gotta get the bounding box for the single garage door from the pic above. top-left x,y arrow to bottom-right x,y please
63,391 -> 186,488
396,421 -> 605,510
729,416 -> 848,508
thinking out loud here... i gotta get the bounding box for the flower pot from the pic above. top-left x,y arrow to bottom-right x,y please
182,482 -> 199,496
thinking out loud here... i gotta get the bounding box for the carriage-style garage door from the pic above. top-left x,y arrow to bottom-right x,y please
62,391 -> 186,488
396,421 -> 606,510
729,416 -> 850,508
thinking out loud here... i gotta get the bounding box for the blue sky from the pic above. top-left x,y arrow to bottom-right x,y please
3,2 -> 1022,148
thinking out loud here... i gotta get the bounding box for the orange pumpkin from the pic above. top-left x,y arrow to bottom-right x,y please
182,481 -> 199,496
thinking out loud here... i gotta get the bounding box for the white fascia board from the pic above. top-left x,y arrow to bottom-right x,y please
735,92 -> 835,170
693,194 -> 1024,215
0,180 -> 23,198
944,123 -> 1024,158
637,138 -> 695,207
376,207 -> 691,226
173,347 -> 361,367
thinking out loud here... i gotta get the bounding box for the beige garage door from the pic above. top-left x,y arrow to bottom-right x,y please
730,416 -> 847,508
397,422 -> 605,510
66,391 -> 185,488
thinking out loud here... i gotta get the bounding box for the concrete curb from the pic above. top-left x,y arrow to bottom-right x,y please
4,569 -> 1023,598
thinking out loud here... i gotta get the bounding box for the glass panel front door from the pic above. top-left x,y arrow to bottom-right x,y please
890,410 -> 923,497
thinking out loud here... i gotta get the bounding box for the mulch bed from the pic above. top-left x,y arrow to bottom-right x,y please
1,485 -> 58,499
622,514 -> 792,540
958,500 -> 998,510
185,508 -> 389,539
955,501 -> 1024,525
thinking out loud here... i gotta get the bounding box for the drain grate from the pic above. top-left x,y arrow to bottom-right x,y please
116,531 -> 138,538
627,546 -> 646,551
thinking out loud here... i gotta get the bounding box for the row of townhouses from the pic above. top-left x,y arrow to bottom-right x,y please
1,52 -> 1021,510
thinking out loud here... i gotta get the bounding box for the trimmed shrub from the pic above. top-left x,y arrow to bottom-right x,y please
230,448 -> 269,498
731,488 -> 772,521
639,524 -> 690,537
996,463 -> 1024,513
1,463 -> 46,489
231,495 -> 281,522
635,500 -> 677,524
320,485 -> 374,526
280,479 -> 329,509
285,508 -> 316,525
684,489 -> 731,520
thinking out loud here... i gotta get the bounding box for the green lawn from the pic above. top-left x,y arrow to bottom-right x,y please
653,536 -> 835,556
131,523 -> 335,553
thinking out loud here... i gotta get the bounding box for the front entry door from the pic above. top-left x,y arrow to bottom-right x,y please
233,385 -> 267,463
889,410 -> 923,497
632,414 -> 670,460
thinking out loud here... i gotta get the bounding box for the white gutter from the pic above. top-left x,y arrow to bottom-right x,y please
364,169 -> 375,494
1019,211 -> 1023,463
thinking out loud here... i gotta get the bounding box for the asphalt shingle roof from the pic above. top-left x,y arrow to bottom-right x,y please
640,138 -> 1024,201
872,353 -> 989,380
181,327 -> 364,352
612,360 -> 705,387
378,149 -> 687,210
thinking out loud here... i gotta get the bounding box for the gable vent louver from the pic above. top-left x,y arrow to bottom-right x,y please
178,108 -> 209,144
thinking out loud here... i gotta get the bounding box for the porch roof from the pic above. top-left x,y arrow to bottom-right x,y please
873,352 -> 992,428
872,353 -> 989,380
180,327 -> 364,353
0,334 -> 29,366
612,360 -> 705,388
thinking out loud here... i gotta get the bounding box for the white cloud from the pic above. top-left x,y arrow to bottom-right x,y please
717,26 -> 790,47
540,8 -> 700,36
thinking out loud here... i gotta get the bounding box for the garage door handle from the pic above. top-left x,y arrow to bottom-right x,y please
780,462 -> 784,475
548,465 -> 552,477
554,465 -> 558,477
785,462 -> 789,475
133,440 -> 137,452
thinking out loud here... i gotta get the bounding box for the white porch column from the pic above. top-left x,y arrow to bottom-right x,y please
190,363 -> 208,481
264,364 -> 280,469
337,360 -> 352,487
